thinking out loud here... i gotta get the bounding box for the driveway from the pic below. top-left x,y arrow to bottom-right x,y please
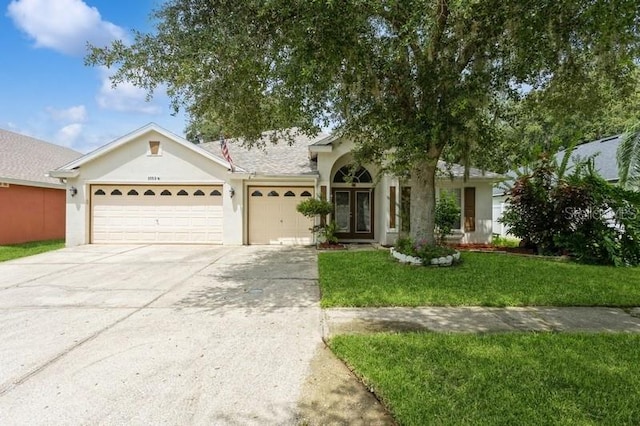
0,245 -> 321,425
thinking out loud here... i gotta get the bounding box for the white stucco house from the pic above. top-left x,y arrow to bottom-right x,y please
50,123 -> 501,246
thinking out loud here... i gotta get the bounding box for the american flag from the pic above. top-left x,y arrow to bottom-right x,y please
220,134 -> 235,172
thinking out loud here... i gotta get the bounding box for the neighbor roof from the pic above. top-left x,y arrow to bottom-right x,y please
200,130 -> 329,175
493,134 -> 622,196
0,128 -> 82,187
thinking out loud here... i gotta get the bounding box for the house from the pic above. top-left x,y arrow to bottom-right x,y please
492,134 -> 623,236
0,128 -> 82,244
50,123 -> 501,246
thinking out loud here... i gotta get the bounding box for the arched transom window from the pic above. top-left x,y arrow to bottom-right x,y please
333,165 -> 372,184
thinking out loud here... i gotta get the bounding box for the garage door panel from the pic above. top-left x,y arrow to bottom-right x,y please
91,185 -> 223,244
248,186 -> 314,245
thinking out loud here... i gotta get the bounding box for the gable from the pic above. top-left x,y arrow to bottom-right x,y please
72,129 -> 228,183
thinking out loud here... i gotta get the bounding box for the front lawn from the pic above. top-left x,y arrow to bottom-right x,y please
0,239 -> 64,262
319,250 -> 640,307
330,333 -> 640,425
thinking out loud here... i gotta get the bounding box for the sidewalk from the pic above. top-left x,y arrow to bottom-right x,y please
323,306 -> 640,338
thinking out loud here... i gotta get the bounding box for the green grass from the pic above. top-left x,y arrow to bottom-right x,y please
319,250 -> 640,307
330,333 -> 640,425
0,239 -> 64,262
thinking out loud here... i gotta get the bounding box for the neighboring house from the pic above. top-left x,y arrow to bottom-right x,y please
0,129 -> 82,244
51,123 -> 501,246
492,134 -> 622,236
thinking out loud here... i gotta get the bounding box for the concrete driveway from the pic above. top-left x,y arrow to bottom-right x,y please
0,245 -> 321,425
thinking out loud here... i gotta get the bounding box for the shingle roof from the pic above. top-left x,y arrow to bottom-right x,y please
200,129 -> 329,175
493,134 -> 622,196
0,128 -> 82,186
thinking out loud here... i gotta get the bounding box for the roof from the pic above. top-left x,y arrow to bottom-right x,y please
52,123 -> 231,174
437,161 -> 502,180
493,134 -> 622,196
0,128 -> 82,187
200,129 -> 329,176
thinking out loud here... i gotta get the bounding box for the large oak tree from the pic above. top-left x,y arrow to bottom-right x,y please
87,0 -> 640,244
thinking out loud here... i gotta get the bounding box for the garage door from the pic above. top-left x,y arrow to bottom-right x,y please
91,185 -> 223,244
248,186 -> 314,245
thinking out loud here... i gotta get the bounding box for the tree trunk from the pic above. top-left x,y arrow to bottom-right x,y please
409,159 -> 438,245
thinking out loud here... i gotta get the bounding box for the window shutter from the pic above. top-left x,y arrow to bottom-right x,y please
464,187 -> 476,232
389,186 -> 396,229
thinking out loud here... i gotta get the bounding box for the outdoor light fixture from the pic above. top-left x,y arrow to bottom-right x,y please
69,186 -> 78,197
229,187 -> 235,198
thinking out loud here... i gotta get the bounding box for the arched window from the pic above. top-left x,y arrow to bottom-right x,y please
161,190 -> 172,196
110,189 -> 122,196
194,189 -> 205,196
300,191 -> 312,197
251,190 -> 263,196
333,165 -> 372,183
94,189 -> 105,195
210,189 -> 222,196
144,189 -> 155,196
267,190 -> 279,196
284,191 -> 295,197
177,189 -> 188,196
127,189 -> 139,196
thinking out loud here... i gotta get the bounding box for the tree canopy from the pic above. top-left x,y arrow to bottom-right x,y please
87,0 -> 640,243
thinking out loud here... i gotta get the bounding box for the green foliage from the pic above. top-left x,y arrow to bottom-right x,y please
322,221 -> 339,245
330,333 -> 640,425
86,0 -> 640,243
296,197 -> 334,218
491,235 -> 520,248
394,236 -> 456,263
318,250 -> 640,307
434,192 -> 461,244
617,121 -> 640,190
501,154 -> 640,265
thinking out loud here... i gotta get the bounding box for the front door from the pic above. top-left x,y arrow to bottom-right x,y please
332,188 -> 374,240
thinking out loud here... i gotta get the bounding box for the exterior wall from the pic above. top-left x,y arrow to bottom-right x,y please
436,180 -> 493,244
0,183 -> 66,244
492,194 -> 510,236
65,129 -> 232,246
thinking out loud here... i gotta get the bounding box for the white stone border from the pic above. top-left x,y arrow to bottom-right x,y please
390,247 -> 461,267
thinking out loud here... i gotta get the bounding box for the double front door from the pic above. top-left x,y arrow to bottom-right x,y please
332,188 -> 374,240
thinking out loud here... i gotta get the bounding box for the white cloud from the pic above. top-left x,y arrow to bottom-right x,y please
46,105 -> 87,123
96,67 -> 161,114
7,0 -> 127,56
55,123 -> 83,147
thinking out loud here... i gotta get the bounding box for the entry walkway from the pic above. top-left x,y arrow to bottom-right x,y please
323,306 -> 640,337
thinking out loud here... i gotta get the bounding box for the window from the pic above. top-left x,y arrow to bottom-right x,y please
284,191 -> 295,197
300,190 -> 312,197
251,190 -> 263,196
161,190 -> 172,196
333,165 -> 372,183
177,189 -> 188,196
194,189 -> 205,196
210,189 -> 222,196
127,189 -> 139,196
144,189 -> 155,196
149,141 -> 161,155
94,189 -> 106,195
110,189 -> 122,196
267,190 -> 279,196
439,188 -> 462,230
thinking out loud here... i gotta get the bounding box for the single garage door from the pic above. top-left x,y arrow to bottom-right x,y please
248,186 -> 314,245
91,185 -> 223,244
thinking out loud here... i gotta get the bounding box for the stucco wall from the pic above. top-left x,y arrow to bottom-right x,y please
0,184 -> 65,244
65,129 -> 234,246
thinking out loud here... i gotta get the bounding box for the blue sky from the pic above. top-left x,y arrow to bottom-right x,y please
1,0 -> 186,153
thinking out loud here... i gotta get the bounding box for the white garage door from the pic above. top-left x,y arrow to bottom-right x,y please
91,185 -> 223,244
248,186 -> 314,245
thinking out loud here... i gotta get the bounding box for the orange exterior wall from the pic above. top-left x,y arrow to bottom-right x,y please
0,184 -> 66,245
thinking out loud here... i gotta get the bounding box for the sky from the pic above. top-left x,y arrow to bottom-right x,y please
1,0 -> 187,154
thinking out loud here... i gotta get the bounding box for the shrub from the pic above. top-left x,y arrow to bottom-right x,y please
296,197 -> 335,243
394,236 -> 457,263
435,192 -> 461,244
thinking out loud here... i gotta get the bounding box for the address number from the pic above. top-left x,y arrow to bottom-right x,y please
148,176 -> 161,181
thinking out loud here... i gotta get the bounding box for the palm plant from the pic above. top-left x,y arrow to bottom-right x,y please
617,122 -> 640,190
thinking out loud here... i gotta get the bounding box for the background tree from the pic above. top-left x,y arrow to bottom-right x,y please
87,0 -> 640,244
